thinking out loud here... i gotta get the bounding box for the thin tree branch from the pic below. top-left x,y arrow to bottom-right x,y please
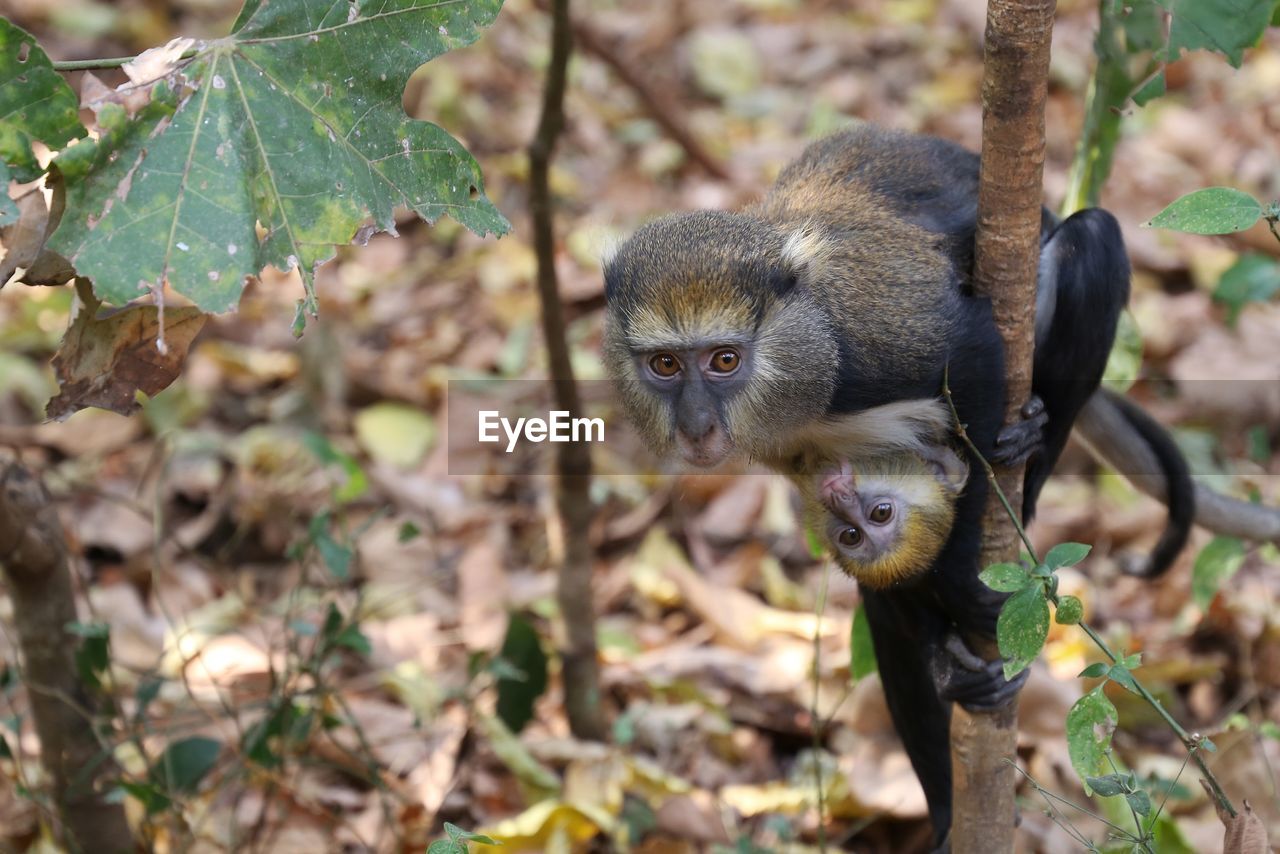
527,0 -> 607,741
567,15 -> 733,183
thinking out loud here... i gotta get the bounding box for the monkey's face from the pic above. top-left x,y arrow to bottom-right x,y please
602,211 -> 839,467
629,341 -> 753,466
804,452 -> 964,588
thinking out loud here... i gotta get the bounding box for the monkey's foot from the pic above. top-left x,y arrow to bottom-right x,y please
933,633 -> 1028,711
991,396 -> 1048,467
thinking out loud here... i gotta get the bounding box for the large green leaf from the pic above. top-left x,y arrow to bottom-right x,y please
1157,0 -> 1275,68
0,19 -> 85,183
50,0 -> 508,314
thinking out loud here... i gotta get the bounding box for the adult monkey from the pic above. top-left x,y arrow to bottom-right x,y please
603,124 -> 1194,848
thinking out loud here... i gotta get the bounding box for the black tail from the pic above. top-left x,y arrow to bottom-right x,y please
1095,388 -> 1195,577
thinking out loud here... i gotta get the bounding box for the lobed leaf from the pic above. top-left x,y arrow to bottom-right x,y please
1145,187 -> 1262,235
50,0 -> 509,314
0,20 -> 86,183
1157,0 -> 1275,68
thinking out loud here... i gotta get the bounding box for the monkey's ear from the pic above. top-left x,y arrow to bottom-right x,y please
779,225 -> 836,286
924,445 -> 970,494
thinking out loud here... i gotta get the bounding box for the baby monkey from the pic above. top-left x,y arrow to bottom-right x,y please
793,442 -> 969,589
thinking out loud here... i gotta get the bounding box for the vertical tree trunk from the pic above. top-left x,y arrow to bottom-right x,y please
527,0 -> 608,741
950,1 -> 1056,851
0,462 -> 134,852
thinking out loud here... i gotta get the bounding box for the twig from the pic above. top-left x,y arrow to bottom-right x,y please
810,569 -> 830,852
566,14 -> 733,183
1011,762 -> 1133,841
527,0 -> 607,741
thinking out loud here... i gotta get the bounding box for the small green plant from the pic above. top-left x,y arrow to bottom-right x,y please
428,822 -> 503,853
942,378 -> 1237,850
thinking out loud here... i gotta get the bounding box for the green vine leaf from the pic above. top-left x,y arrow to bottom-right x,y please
1144,187 -> 1263,235
1067,687 -> 1118,790
1044,542 -> 1091,570
49,0 -> 509,315
979,562 -> 1031,593
0,19 -> 86,183
996,583 -> 1050,680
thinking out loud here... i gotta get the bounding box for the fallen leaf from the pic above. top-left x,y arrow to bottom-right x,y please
1206,785 -> 1272,854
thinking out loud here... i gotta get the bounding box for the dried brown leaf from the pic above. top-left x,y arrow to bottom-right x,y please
0,183 -> 74,288
1205,784 -> 1272,854
47,301 -> 206,420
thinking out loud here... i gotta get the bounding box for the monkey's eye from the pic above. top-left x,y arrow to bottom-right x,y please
648,353 -> 681,378
708,348 -> 741,375
868,502 -> 894,524
836,527 -> 863,547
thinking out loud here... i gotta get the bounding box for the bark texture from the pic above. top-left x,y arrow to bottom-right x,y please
951,2 -> 1056,851
527,0 -> 607,741
0,461 -> 134,852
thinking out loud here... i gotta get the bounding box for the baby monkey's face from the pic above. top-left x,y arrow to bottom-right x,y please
819,459 -> 908,565
800,446 -> 969,589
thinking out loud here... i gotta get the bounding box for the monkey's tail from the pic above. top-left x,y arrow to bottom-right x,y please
1076,389 -> 1195,578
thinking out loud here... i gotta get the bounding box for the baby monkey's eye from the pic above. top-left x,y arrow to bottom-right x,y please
837,527 -> 863,547
868,502 -> 894,524
649,353 -> 681,378
708,348 -> 741,374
